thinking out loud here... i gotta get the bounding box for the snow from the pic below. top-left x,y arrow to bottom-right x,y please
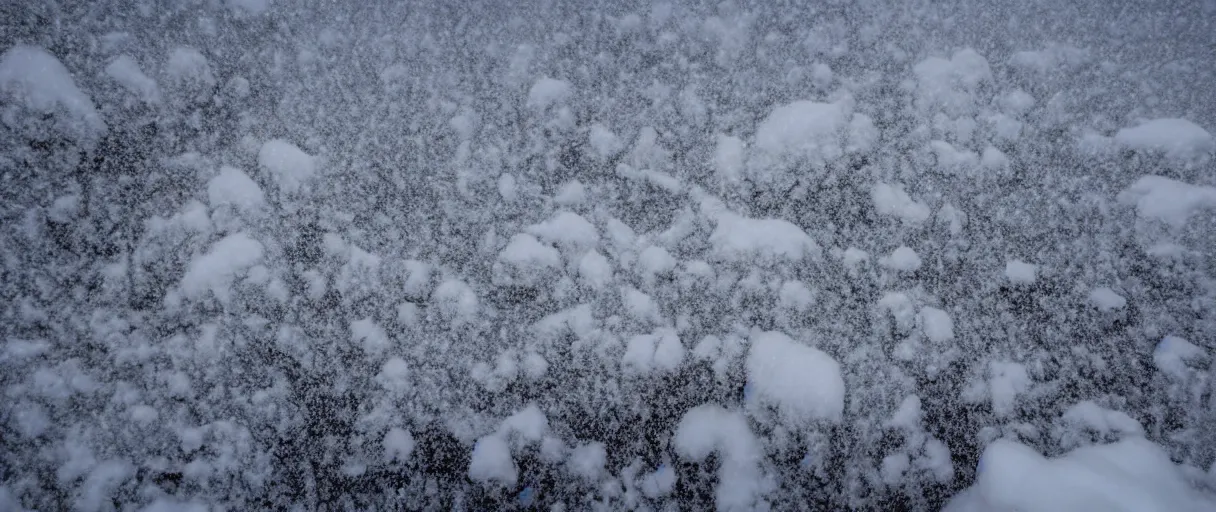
527,77 -> 572,109
105,55 -> 161,103
0,45 -> 105,144
527,211 -> 598,252
621,286 -> 662,325
1153,336 -> 1207,380
1088,287 -> 1127,312
714,134 -> 745,184
227,0 -> 271,15
1061,401 -> 1144,437
383,428 -> 415,462
179,232 -> 265,303
920,307 -> 954,343
375,357 -> 410,391
207,166 -> 265,210
1116,175 -> 1216,227
914,49 -> 993,115
468,435 -> 517,486
641,464 -> 677,498
945,438 -> 1216,512
434,278 -> 479,325
709,212 -> 820,264
578,250 -> 614,290
778,280 -> 815,313
589,124 -> 623,159
637,245 -> 677,280
754,99 -> 849,164
872,182 -> 930,224
882,246 -> 923,272
554,180 -> 587,206
622,328 -> 685,375
745,330 -> 845,424
988,361 -> 1030,417
673,404 -> 768,511
1115,118 -> 1214,161
258,139 -> 317,194
567,442 -> 607,481
1005,260 -> 1038,285
497,173 -> 518,201
165,47 -> 215,89
495,233 -> 561,285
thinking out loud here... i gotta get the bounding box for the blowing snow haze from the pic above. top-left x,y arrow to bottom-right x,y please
2,1 -> 1216,510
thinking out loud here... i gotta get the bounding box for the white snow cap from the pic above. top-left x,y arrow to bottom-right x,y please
674,404 -> 769,511
710,212 -> 820,264
207,166 -> 265,210
1005,260 -> 1037,285
0,45 -> 105,144
872,183 -> 930,224
1116,175 -> 1216,227
745,330 -> 845,424
527,77 -> 572,109
179,232 -> 265,303
945,438 -> 1216,512
258,139 -> 317,194
1115,118 -> 1214,161
1088,287 -> 1126,312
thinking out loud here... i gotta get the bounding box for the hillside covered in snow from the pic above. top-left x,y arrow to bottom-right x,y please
2,0 -> 1216,510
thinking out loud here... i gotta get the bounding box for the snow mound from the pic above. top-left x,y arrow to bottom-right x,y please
207,166 -> 265,210
1061,401 -> 1143,437
674,404 -> 769,511
105,55 -> 161,103
1115,118 -> 1214,161
710,212 -> 820,264
920,307 -> 954,343
988,361 -> 1030,417
882,246 -> 923,272
945,438 -> 1216,512
258,139 -> 317,194
1116,175 -> 1216,227
754,99 -> 849,164
469,404 -> 550,487
872,183 -> 930,224
179,233 -> 264,303
527,77 -> 572,109
745,331 -> 845,424
0,45 -> 105,144
494,233 -> 561,286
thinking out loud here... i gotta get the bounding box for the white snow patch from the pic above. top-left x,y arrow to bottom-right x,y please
1061,401 -> 1144,437
673,404 -> 769,511
709,212 -> 819,264
165,47 -> 215,90
745,331 -> 845,424
258,140 -> 316,194
1115,118 -> 1214,161
882,246 -> 923,272
778,280 -> 815,313
589,124 -> 623,159
179,233 -> 264,303
468,435 -> 517,486
527,77 -> 572,109
920,307 -> 954,343
872,183 -> 930,224
1152,336 -> 1207,380
1116,175 -> 1216,227
383,427 -> 416,462
105,55 -> 161,103
567,442 -> 608,481
1088,287 -> 1127,312
207,166 -> 264,210
754,99 -> 849,164
714,134 -> 746,184
0,45 -> 105,144
622,328 -> 685,375
988,361 -> 1030,417
494,234 -> 561,286
554,180 -> 586,206
351,318 -> 391,356
578,250 -> 614,290
1005,260 -> 1038,285
434,278 -> 479,325
527,211 -> 598,252
945,438 -> 1216,512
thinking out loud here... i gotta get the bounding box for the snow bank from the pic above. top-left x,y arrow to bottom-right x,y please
1116,175 -> 1216,227
1115,118 -> 1214,161
179,233 -> 265,303
709,212 -> 819,264
945,438 -> 1216,512
745,331 -> 845,424
872,183 -> 930,224
674,404 -> 769,511
0,45 -> 105,144
258,140 -> 317,194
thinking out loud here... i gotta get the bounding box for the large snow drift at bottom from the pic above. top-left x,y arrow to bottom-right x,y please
945,438 -> 1216,512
